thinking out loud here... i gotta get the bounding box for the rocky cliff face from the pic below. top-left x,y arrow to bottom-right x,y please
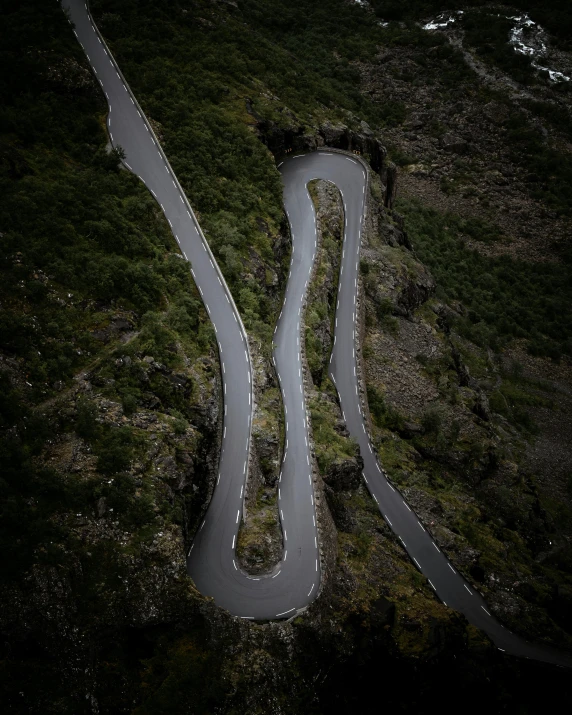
246,98 -> 386,172
359,176 -> 572,654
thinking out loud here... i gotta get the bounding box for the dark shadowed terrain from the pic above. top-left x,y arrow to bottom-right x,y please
1,1 -> 572,712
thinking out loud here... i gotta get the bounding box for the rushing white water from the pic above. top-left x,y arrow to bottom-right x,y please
422,10 -> 463,31
508,13 -> 570,82
508,13 -> 546,56
422,9 -> 569,82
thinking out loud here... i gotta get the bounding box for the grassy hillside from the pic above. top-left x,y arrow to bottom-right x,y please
0,0 -> 219,573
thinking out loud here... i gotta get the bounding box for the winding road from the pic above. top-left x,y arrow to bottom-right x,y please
63,0 -> 571,667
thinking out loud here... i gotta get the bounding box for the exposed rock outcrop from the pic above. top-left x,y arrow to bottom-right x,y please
383,160 -> 398,208
323,455 -> 364,492
245,99 -> 386,172
361,243 -> 436,319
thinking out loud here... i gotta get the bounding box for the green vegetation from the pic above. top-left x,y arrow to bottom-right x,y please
369,366 -> 572,650
398,198 -> 572,360
310,382 -> 358,474
90,0 -> 419,344
503,110 -> 572,218
361,145 -> 572,650
86,0 -> 484,356
305,295 -> 331,385
92,0 -> 287,344
367,384 -> 404,432
0,6 -> 224,707
0,3 -> 215,385
304,181 -> 360,474
305,180 -> 342,385
134,634 -> 224,715
0,0 -> 216,585
386,144 -> 418,168
235,485 -> 282,573
463,11 -> 538,86
3,0 -> 572,708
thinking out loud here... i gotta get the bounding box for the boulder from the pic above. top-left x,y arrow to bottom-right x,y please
394,265 -> 435,318
482,101 -> 510,126
244,97 -> 388,171
439,133 -> 469,154
400,421 -> 425,438
385,221 -> 412,251
324,456 -> 364,492
96,497 -> 107,518
320,121 -> 348,146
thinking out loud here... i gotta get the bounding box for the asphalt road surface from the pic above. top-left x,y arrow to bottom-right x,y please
63,0 -> 571,665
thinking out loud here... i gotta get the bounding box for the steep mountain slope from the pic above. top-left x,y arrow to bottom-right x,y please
1,0 -> 572,712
